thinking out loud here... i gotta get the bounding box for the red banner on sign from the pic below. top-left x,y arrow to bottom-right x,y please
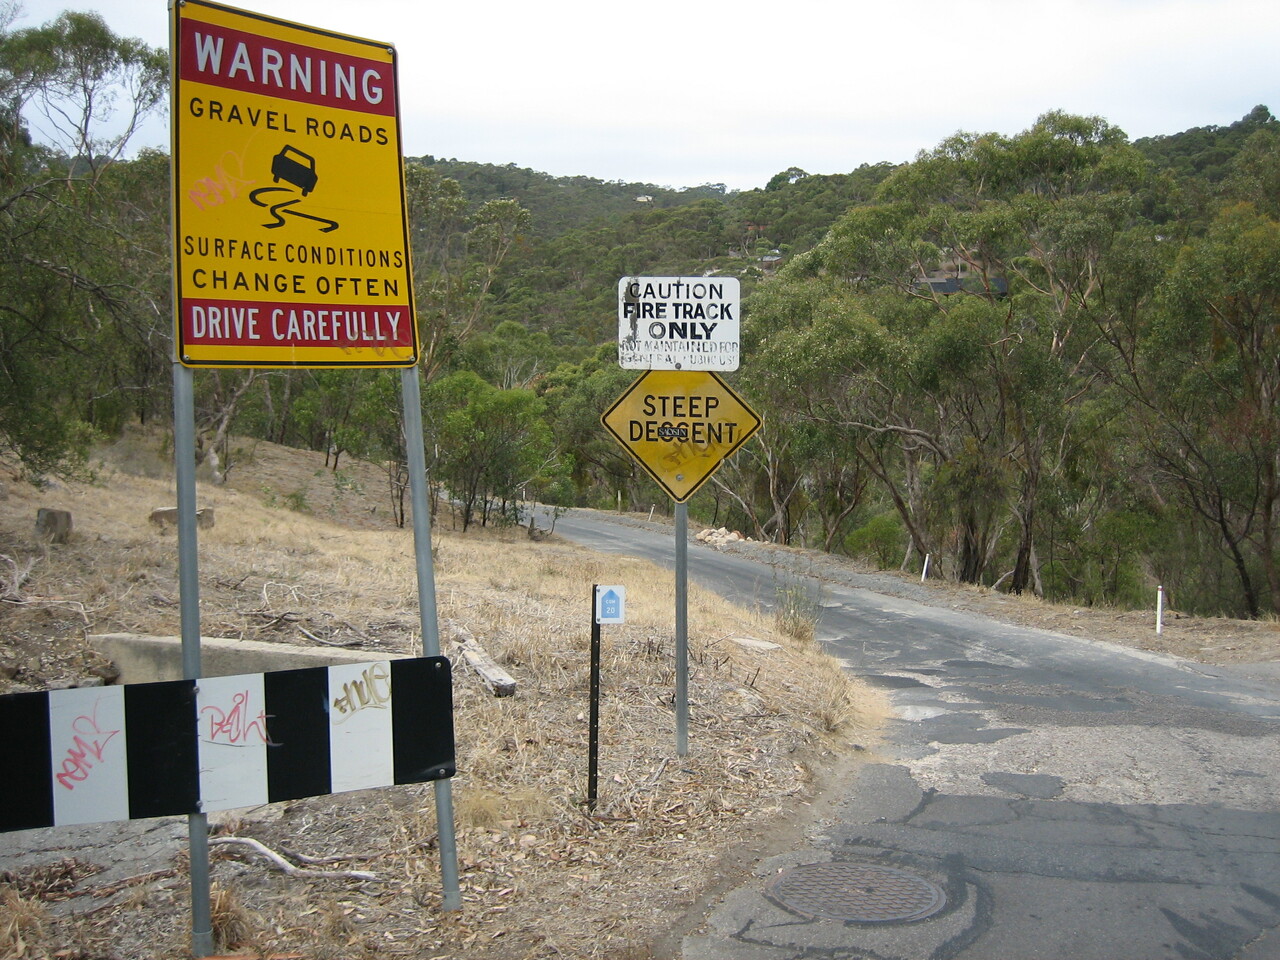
178,17 -> 397,117
182,298 -> 415,349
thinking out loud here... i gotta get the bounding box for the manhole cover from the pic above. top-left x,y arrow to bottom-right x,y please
766,862 -> 946,923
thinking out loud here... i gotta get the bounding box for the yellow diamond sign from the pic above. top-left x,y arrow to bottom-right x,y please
602,370 -> 761,502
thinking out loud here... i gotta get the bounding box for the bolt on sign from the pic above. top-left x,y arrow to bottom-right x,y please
618,276 -> 740,371
601,370 -> 761,502
172,0 -> 418,368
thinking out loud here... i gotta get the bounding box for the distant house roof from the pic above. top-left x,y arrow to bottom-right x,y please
915,276 -> 1008,297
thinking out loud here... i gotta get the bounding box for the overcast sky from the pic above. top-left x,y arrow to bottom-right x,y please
23,0 -> 1280,191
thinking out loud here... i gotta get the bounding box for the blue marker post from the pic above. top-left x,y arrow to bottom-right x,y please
589,585 -> 625,809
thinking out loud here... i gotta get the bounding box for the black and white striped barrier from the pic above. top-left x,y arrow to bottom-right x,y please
0,657 -> 454,833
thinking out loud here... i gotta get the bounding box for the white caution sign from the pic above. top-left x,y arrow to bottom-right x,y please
618,276 -> 740,371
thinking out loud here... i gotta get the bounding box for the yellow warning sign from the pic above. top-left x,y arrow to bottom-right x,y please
172,0 -> 417,368
601,370 -> 761,502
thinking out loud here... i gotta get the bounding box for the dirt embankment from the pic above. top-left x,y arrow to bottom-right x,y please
0,431 -> 889,959
1,428 -> 1275,959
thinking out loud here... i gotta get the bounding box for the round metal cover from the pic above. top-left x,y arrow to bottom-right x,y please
766,862 -> 946,923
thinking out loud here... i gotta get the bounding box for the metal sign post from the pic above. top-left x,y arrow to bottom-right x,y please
401,367 -> 461,910
601,368 -> 758,757
588,586 -> 625,805
588,590 -> 602,808
167,0 -> 455,940
172,361 -> 214,957
604,278 -> 759,757
674,505 -> 689,756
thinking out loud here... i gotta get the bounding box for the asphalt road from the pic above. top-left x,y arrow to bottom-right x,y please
545,507 -> 1280,960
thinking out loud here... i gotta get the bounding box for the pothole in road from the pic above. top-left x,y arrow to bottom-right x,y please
765,862 -> 947,923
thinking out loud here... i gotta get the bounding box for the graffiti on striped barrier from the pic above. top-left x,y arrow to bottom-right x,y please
0,657 -> 454,833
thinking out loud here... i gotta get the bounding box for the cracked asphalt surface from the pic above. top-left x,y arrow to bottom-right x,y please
6,506 -> 1277,959
548,509 -> 1280,960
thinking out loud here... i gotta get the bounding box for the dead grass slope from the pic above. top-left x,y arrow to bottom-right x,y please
0,429 -> 888,959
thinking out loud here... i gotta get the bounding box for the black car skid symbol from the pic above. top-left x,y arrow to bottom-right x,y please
271,145 -> 318,196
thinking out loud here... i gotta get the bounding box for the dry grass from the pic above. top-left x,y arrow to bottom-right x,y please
208,883 -> 257,953
771,575 -> 823,645
0,427 -> 889,959
0,887 -> 48,958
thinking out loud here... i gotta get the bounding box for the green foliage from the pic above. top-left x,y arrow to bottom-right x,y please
846,513 -> 904,569
0,10 -> 167,166
1134,105 -> 1276,183
742,106 -> 1280,616
411,157 -> 729,239
332,470 -> 363,495
741,163 -> 896,250
1127,199 -> 1280,617
772,575 -> 822,644
0,11 -> 168,474
406,164 -> 534,378
283,489 -> 310,513
538,347 -> 652,506
424,371 -> 557,531
459,320 -> 565,388
411,157 -> 897,347
0,12 -> 1274,620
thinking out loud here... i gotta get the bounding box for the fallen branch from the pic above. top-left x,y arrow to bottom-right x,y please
89,868 -> 178,899
209,837 -> 380,881
297,625 -> 362,647
0,553 -> 36,600
278,845 -> 375,866
1,596 -> 92,623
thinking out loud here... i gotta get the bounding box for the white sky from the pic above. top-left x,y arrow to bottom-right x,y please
21,0 -> 1280,191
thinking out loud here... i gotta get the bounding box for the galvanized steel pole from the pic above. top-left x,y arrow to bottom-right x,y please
173,362 -> 214,957
400,367 -> 461,910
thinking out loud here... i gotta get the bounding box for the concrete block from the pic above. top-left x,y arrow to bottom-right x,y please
89,633 -> 408,684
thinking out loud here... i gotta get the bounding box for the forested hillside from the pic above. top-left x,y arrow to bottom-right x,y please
414,157 -> 732,237
2,10 -> 1277,619
412,157 -> 897,346
1133,103 -> 1275,183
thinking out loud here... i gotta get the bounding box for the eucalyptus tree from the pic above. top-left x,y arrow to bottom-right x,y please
537,346 -> 654,509
1,9 -> 165,172
748,273 -> 988,573
751,113 -> 1153,589
707,409 -> 807,545
423,369 -> 555,531
0,9 -> 166,472
458,320 -> 561,390
1067,121 -> 1280,617
405,162 -> 532,381
1129,201 -> 1280,616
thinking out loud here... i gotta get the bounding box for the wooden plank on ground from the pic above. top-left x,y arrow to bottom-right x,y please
458,640 -> 517,697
